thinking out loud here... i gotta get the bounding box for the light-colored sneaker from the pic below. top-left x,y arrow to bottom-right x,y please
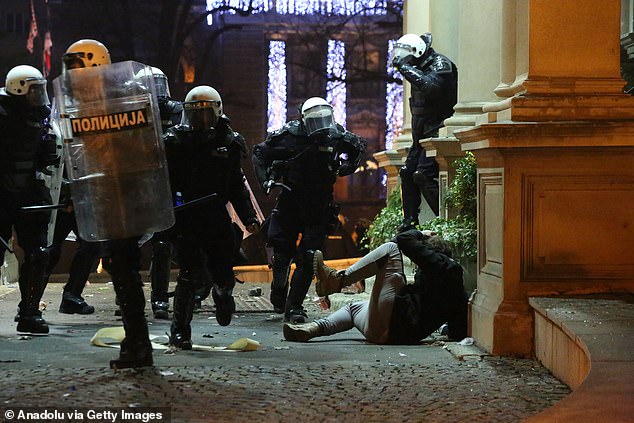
283,322 -> 321,342
313,250 -> 343,297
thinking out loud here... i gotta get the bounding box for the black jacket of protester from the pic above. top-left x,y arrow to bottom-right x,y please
388,229 -> 468,344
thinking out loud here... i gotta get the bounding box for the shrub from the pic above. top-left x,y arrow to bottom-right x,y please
362,152 -> 477,258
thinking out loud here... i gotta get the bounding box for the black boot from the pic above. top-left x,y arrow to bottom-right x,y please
212,284 -> 235,327
193,270 -> 212,311
270,253 -> 291,314
59,291 -> 95,314
399,166 -> 422,231
284,250 -> 315,324
110,336 -> 153,370
16,247 -> 50,336
170,270 -> 195,350
17,311 -> 49,336
60,241 -> 99,314
108,242 -> 153,369
150,235 -> 172,319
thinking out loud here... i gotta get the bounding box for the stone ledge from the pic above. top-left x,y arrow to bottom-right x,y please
524,295 -> 634,423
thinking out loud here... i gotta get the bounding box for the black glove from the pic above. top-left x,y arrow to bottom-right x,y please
263,179 -> 275,195
271,160 -> 287,172
392,54 -> 413,70
337,162 -> 356,176
36,133 -> 61,172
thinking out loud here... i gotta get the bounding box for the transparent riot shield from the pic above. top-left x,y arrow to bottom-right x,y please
52,61 -> 174,241
42,112 -> 64,247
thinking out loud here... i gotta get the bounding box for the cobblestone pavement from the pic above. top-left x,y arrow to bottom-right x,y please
0,279 -> 570,423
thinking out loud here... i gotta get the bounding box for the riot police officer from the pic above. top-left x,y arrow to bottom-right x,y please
252,97 -> 366,323
0,65 -> 56,335
45,39 -> 114,316
165,85 -> 260,349
147,66 -> 182,320
392,33 -> 457,228
53,39 -> 171,369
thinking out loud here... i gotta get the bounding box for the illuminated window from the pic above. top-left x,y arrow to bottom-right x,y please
206,0 -> 272,25
207,0 -> 389,23
276,0 -> 388,15
267,40 -> 288,132
326,40 -> 346,127
385,39 -> 403,150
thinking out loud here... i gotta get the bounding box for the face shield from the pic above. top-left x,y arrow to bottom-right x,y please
62,52 -> 89,70
302,104 -> 335,137
154,74 -> 170,98
24,79 -> 50,108
390,43 -> 415,64
182,100 -> 221,131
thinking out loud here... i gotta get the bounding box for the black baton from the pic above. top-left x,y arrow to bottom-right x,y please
20,203 -> 68,213
0,235 -> 14,254
174,193 -> 218,212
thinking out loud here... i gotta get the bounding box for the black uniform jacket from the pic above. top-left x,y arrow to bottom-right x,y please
163,117 -> 256,227
252,120 -> 365,224
388,229 -> 466,344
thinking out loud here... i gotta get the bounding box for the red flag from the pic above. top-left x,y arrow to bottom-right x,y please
43,31 -> 52,77
26,0 -> 38,53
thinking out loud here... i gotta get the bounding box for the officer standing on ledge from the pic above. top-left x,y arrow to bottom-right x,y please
392,33 -> 457,229
252,97 -> 366,324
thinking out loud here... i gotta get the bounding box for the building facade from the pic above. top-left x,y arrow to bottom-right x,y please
379,0 -> 634,356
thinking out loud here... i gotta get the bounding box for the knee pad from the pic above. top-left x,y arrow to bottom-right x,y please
176,270 -> 197,287
153,240 -> 171,256
29,247 -> 50,268
412,170 -> 429,188
294,249 -> 315,270
399,166 -> 413,181
272,252 -> 292,268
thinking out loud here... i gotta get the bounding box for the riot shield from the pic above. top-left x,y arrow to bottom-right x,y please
42,113 -> 64,247
52,61 -> 174,241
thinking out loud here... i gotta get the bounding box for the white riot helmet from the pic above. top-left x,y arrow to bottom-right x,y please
182,85 -> 223,130
151,67 -> 171,99
5,65 -> 49,108
62,39 -> 111,70
301,97 -> 335,136
391,33 -> 427,64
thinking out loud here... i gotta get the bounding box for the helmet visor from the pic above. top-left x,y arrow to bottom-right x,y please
182,101 -> 220,130
390,43 -> 415,63
303,105 -> 335,136
25,80 -> 49,108
154,75 -> 170,98
62,52 -> 87,70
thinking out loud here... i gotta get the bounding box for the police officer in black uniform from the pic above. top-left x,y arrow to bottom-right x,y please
147,66 -> 182,320
44,40 -> 115,316
392,33 -> 457,228
56,39 -> 161,369
252,97 -> 366,323
165,85 -> 259,349
0,65 -> 56,335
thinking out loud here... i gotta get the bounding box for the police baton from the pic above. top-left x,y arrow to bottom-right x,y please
173,193 -> 218,212
0,235 -> 14,254
20,203 -> 69,213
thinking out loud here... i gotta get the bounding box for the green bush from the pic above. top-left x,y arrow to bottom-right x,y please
422,152 -> 477,258
419,216 -> 477,258
362,152 -> 477,258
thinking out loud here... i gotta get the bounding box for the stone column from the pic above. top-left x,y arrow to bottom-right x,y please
422,0 -> 503,216
456,0 -> 634,356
